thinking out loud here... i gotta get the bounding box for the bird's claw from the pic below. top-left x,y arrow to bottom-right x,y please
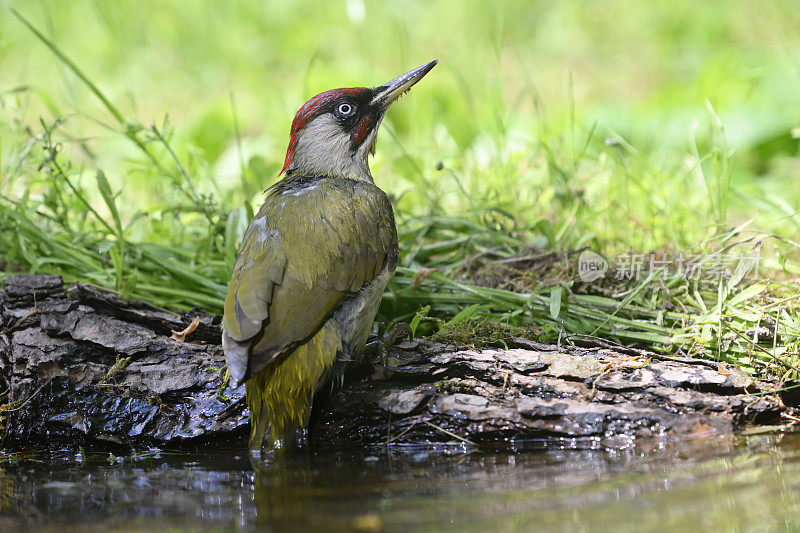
383,322 -> 413,348
366,322 -> 412,380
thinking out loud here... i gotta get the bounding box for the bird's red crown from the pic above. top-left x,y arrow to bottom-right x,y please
281,87 -> 366,174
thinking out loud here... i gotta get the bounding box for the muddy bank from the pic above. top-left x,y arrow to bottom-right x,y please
0,274 -> 789,450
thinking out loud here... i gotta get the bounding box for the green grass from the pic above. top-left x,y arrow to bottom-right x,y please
1,1 -> 800,378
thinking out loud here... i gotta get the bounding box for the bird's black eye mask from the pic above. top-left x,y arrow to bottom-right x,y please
329,89 -> 383,151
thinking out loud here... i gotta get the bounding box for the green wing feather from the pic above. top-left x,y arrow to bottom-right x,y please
222,176 -> 398,385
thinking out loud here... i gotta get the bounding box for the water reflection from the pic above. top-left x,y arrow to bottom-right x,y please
0,433 -> 798,531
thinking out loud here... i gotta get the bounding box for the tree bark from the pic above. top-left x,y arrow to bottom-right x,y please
0,274 -> 787,450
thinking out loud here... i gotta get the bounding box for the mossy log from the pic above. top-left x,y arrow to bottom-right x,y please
0,274 -> 789,451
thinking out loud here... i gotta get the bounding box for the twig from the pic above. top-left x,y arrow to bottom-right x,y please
385,420 -> 418,445
423,420 -> 477,446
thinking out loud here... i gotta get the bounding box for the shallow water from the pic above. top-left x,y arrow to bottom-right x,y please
1,432 -> 799,532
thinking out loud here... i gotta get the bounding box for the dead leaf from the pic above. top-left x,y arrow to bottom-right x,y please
410,267 -> 437,290
171,316 -> 200,342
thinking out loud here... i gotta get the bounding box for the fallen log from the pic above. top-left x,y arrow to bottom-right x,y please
0,274 -> 788,450
0,274 -> 247,447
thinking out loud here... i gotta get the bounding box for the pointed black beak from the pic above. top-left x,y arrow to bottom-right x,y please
371,60 -> 437,109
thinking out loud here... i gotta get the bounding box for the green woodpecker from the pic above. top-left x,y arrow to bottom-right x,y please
223,61 -> 437,453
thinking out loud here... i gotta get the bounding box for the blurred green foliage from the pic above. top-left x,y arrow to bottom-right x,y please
1,0 -> 800,375
1,1 -> 798,238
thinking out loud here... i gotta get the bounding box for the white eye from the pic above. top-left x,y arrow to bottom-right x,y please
337,102 -> 354,116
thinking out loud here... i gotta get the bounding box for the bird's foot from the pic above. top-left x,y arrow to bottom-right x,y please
365,322 -> 413,380
382,322 -> 413,350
